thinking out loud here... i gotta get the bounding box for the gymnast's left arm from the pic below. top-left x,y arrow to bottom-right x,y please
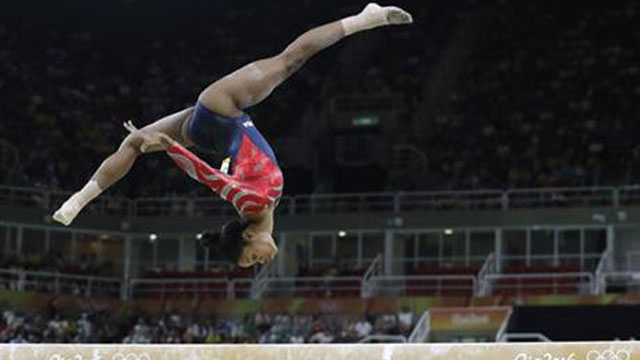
123,122 -> 231,193
163,141 -> 232,190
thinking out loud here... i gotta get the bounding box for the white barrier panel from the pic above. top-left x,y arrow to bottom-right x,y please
1,343 -> 638,360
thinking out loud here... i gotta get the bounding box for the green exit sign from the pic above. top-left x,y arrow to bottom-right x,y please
352,116 -> 379,127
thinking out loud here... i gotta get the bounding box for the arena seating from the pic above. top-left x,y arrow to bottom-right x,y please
135,269 -> 254,299
295,267 -> 366,298
0,307 -> 410,343
3,1 -> 638,194
493,266 -> 587,296
405,267 -> 478,297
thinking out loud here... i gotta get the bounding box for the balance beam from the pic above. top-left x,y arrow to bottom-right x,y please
2,342 -> 636,360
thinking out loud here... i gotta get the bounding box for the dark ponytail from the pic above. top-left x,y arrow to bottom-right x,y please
199,219 -> 249,264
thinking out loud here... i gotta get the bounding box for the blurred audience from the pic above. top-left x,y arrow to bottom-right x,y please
0,308 -> 414,344
0,252 -> 113,277
1,0 -> 639,196
424,0 -> 640,190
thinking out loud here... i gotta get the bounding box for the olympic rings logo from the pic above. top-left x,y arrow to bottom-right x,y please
111,353 -> 152,360
586,350 -> 631,360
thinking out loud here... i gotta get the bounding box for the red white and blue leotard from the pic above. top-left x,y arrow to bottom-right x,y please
166,103 -> 283,216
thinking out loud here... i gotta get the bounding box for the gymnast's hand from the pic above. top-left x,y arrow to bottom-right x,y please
123,120 -> 175,153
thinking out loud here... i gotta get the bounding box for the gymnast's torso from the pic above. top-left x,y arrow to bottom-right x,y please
185,102 -> 283,202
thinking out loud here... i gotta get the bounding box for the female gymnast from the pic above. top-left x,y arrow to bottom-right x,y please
53,3 -> 413,267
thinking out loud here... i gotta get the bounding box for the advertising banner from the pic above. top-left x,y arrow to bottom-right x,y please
428,306 -> 512,342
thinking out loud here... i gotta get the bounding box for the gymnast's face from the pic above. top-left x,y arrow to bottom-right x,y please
237,228 -> 278,268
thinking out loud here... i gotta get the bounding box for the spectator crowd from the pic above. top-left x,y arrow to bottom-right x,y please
1,0 -> 639,195
0,252 -> 112,277
0,308 -> 415,344
423,0 -> 640,190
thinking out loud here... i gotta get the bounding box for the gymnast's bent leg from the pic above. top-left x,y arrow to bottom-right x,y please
53,107 -> 193,225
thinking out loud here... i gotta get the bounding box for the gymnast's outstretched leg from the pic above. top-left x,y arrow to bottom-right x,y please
198,3 -> 413,117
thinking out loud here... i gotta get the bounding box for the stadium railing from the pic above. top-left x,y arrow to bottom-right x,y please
0,250 -> 608,299
127,264 -> 475,300
2,184 -> 640,217
395,256 -> 490,270
477,252 -> 601,295
499,253 -> 604,269
505,187 -> 616,208
494,307 -> 515,342
599,266 -> 640,294
594,248 -> 613,293
0,268 -> 122,297
305,258 -> 378,271
624,250 -> 640,271
361,254 -> 383,297
251,260 -> 278,299
258,276 -> 364,298
129,277 -> 253,299
477,253 -> 497,295
408,310 -> 430,343
367,274 -> 477,297
0,186 -> 132,216
0,267 -> 610,299
483,272 -> 596,296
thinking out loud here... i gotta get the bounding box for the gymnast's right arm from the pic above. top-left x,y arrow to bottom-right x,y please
163,140 -> 230,192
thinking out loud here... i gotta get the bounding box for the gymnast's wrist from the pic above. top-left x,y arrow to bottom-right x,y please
160,134 -> 176,148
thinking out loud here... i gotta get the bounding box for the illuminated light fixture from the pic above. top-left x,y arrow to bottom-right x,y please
444,229 -> 454,235
338,231 -> 347,238
149,233 -> 158,242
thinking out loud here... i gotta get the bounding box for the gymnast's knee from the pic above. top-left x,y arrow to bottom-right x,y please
280,46 -> 309,75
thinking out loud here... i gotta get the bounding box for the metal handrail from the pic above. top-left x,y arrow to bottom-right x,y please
0,268 -> 122,296
307,258 -> 378,267
262,275 -> 363,283
251,261 -> 277,299
501,253 -> 603,260
507,186 -> 617,193
394,255 -> 492,266
361,254 -> 383,298
130,277 -> 253,299
368,274 -> 477,297
0,268 -> 120,283
2,184 -> 638,218
600,271 -> 640,279
494,306 -> 514,342
259,276 -> 364,297
485,272 -> 594,279
478,253 -> 496,278
361,254 -> 383,281
625,250 -> 640,271
484,272 -> 595,295
408,310 -> 430,343
130,277 -> 241,285
477,253 -> 496,296
600,271 -> 640,293
595,248 -> 612,293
